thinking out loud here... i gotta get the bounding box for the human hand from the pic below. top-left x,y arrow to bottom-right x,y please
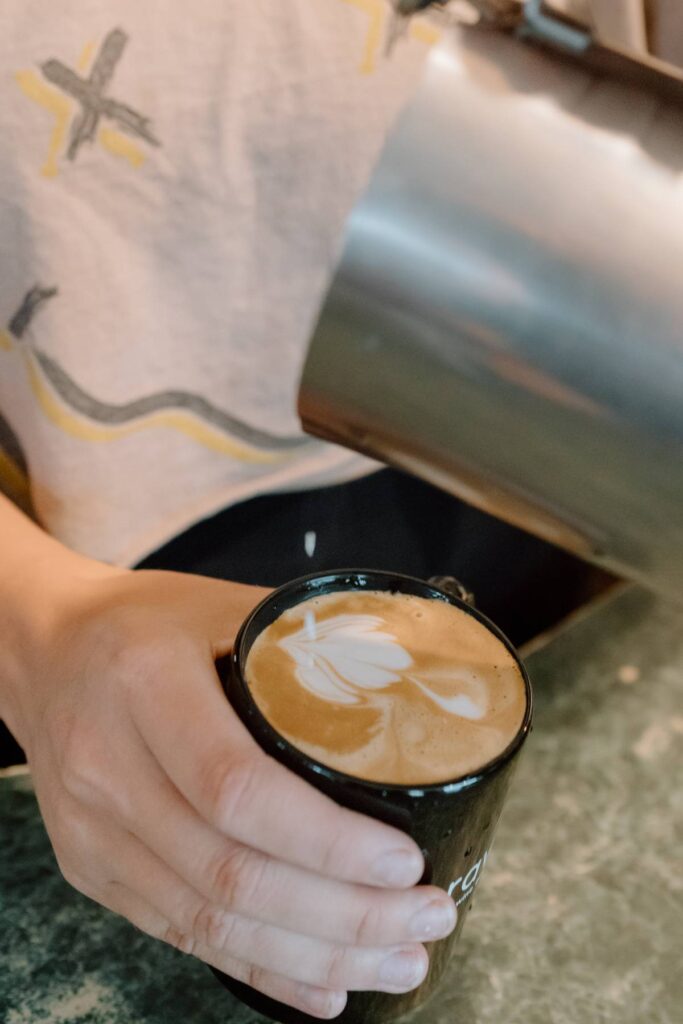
7,565 -> 456,1019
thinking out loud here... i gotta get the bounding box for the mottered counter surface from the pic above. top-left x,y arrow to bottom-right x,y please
1,586 -> 681,1023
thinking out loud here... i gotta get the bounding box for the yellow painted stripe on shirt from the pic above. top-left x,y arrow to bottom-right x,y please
410,19 -> 441,47
146,410 -> 282,460
77,40 -> 96,73
16,41 -> 94,179
24,354 -> 283,463
15,69 -> 72,179
98,126 -> 146,168
0,331 -> 14,352
343,0 -> 387,74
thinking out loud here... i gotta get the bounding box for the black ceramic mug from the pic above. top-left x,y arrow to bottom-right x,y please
212,569 -> 532,1024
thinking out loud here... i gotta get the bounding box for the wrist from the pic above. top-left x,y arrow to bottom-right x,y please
0,534 -> 125,747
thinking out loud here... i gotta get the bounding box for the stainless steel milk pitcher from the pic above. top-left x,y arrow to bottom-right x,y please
299,6 -> 683,599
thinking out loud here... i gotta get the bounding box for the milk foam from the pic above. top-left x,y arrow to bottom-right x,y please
279,612 -> 488,719
246,590 -> 527,786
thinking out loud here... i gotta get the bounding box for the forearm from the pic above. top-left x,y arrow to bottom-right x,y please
0,494 -> 121,738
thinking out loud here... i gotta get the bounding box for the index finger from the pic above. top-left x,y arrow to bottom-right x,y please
132,653 -> 424,889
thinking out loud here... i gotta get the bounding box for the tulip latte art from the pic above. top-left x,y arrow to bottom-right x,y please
246,590 -> 526,785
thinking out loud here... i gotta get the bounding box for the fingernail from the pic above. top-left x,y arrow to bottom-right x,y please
409,899 -> 457,941
301,986 -> 347,1019
372,849 -> 424,887
378,950 -> 428,992
323,991 -> 347,1019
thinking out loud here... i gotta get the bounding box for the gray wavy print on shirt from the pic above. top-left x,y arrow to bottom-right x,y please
9,285 -> 59,339
8,283 -> 312,451
33,349 -> 311,450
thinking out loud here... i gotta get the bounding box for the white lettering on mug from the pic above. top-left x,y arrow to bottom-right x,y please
448,850 -> 489,907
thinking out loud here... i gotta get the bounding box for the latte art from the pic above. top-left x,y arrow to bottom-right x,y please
279,613 -> 488,720
246,590 -> 527,786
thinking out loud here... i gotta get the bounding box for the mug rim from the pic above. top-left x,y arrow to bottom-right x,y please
229,568 -> 533,796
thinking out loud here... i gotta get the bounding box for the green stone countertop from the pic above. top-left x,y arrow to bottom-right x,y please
1,586 -> 681,1023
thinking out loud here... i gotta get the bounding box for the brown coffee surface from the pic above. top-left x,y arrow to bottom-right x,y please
245,590 -> 527,785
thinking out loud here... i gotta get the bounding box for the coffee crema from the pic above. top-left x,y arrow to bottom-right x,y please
245,590 -> 527,786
